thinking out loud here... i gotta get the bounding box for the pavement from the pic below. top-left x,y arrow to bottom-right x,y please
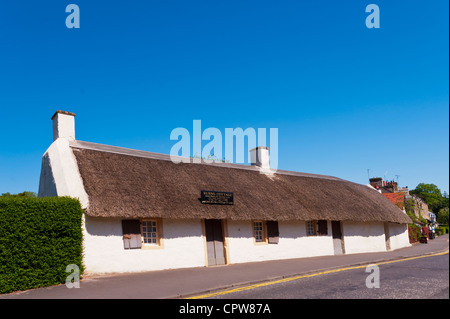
2,234 -> 448,299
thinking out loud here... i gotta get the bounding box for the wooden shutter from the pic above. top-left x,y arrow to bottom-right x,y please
266,221 -> 279,244
122,220 -> 142,249
318,220 -> 328,236
331,221 -> 342,239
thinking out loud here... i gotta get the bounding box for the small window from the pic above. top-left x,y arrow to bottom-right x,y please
253,221 -> 266,243
306,220 -> 328,236
142,219 -> 161,246
306,220 -> 316,236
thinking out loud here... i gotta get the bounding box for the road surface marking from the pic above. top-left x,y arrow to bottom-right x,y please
187,249 -> 449,299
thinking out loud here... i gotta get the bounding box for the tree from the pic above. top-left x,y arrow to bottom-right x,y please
437,207 -> 449,225
410,183 -> 442,208
1,191 -> 36,197
433,192 -> 450,215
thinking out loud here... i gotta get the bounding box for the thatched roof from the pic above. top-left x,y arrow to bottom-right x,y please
70,140 -> 411,224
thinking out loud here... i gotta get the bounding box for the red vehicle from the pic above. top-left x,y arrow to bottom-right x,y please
420,227 -> 429,243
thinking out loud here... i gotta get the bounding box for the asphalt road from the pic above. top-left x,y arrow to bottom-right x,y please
205,253 -> 449,299
2,235 -> 447,300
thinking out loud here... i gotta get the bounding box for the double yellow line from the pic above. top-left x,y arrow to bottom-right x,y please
187,250 -> 449,299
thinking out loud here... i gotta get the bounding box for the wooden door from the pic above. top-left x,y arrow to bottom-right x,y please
331,221 -> 344,255
205,219 -> 226,266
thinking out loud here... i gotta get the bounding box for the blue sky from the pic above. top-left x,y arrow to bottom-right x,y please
0,0 -> 448,195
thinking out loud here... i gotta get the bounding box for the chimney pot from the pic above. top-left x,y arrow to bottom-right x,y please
249,146 -> 270,170
51,110 -> 76,141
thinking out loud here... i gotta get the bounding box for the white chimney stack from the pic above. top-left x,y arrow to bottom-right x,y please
249,146 -> 270,170
51,110 -> 76,141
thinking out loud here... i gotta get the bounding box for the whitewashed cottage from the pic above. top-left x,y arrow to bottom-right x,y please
38,110 -> 411,274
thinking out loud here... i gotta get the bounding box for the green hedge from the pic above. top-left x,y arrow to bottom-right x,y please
0,196 -> 83,294
437,226 -> 449,235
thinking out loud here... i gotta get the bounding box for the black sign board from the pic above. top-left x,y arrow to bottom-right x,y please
201,190 -> 234,205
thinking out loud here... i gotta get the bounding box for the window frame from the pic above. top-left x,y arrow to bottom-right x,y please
306,220 -> 328,237
306,220 -> 317,236
252,220 -> 268,245
140,218 -> 164,249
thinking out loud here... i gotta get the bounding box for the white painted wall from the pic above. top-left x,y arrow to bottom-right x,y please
226,220 -> 335,264
342,221 -> 387,254
342,221 -> 410,254
83,218 -> 412,274
38,138 -> 89,209
83,216 -> 206,274
387,222 -> 411,250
